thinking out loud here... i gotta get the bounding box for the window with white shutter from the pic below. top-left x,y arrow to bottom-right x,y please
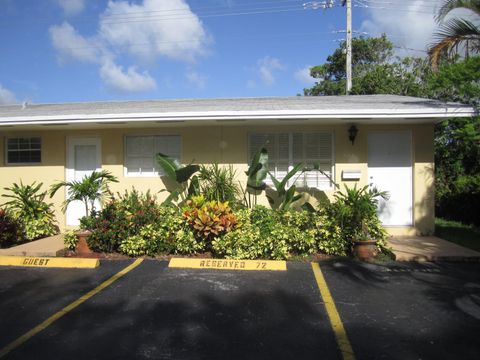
248,132 -> 333,190
125,135 -> 181,177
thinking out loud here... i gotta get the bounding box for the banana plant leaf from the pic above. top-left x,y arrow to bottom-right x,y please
246,147 -> 268,194
187,175 -> 200,197
301,201 -> 316,213
156,153 -> 182,181
176,164 -> 200,184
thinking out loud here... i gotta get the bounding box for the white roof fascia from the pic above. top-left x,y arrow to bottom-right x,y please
0,107 -> 475,126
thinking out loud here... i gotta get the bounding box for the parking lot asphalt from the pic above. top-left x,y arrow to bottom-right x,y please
320,260 -> 480,360
0,259 -> 479,360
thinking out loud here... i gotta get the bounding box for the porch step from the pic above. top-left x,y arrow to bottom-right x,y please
388,236 -> 480,262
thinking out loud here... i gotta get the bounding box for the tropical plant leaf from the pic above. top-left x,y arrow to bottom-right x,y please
176,164 -> 200,184
268,171 -> 281,190
187,175 -> 200,197
156,153 -> 182,181
309,163 -> 340,189
301,201 -> 316,212
278,163 -> 304,193
246,147 -> 268,194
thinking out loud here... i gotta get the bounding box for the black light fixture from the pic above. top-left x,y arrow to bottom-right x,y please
348,125 -> 358,145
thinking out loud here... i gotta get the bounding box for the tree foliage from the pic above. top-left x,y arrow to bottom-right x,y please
428,57 -> 480,225
303,35 -> 480,225
304,35 -> 430,96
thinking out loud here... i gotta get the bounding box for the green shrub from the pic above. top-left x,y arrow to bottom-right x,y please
119,224 -> 174,256
332,184 -> 387,242
213,206 -> 317,260
315,207 -> 350,256
81,189 -> 161,252
63,230 -> 78,251
173,228 -> 204,254
436,174 -> 480,226
81,188 -> 204,255
0,209 -> 21,248
82,201 -> 129,252
314,185 -> 389,256
2,181 -> 58,241
156,205 -> 202,254
212,208 -> 266,259
281,210 -> 317,255
119,235 -> 148,256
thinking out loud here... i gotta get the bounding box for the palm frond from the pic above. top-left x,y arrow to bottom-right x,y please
436,0 -> 480,23
428,18 -> 480,69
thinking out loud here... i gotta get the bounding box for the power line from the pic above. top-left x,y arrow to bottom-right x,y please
0,2 -> 309,28
52,30 -> 340,52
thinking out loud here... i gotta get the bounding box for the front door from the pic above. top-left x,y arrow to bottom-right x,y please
368,131 -> 413,226
66,137 -> 101,226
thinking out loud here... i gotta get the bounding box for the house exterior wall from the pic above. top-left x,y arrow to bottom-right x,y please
0,123 -> 435,236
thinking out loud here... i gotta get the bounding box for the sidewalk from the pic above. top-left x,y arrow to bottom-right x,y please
0,234 -> 65,257
388,236 -> 480,262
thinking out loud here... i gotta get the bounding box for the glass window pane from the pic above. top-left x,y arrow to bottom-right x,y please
6,137 -> 42,164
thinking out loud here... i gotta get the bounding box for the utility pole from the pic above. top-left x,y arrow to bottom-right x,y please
304,0 -> 352,94
343,0 -> 352,94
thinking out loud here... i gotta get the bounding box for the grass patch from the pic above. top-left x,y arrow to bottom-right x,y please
435,218 -> 480,252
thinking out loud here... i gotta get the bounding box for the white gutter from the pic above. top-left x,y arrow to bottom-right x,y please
0,107 -> 476,126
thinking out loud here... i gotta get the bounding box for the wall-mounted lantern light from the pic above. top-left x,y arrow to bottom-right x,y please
348,125 -> 358,145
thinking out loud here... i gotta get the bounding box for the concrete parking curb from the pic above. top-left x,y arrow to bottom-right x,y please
169,258 -> 287,271
0,256 -> 100,269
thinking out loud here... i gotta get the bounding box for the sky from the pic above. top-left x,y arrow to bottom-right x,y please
0,0 -> 448,104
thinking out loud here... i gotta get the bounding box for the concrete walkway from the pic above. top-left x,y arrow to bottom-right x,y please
0,234 -> 65,257
388,236 -> 480,262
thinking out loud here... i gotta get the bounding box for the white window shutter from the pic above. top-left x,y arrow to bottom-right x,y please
126,135 -> 181,177
249,132 -> 333,190
292,133 -> 303,163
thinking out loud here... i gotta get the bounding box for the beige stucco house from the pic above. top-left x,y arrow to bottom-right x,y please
0,95 -> 475,236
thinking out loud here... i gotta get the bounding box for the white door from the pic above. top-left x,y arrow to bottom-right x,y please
368,131 -> 412,226
66,137 -> 101,226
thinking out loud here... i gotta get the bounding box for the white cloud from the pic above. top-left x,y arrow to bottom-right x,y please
57,0 -> 85,16
360,0 -> 441,56
294,65 -> 316,85
185,70 -> 207,89
99,0 -> 210,62
49,22 -> 99,63
256,56 -> 284,86
100,59 -> 157,93
0,84 -> 17,104
49,0 -> 211,93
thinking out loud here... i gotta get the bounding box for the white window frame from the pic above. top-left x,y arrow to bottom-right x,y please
123,134 -> 182,177
5,136 -> 42,165
248,131 -> 335,190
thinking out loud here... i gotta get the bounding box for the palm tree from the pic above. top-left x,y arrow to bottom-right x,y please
49,170 -> 118,216
428,0 -> 480,69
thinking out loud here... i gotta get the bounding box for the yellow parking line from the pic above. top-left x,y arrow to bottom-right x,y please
0,258 -> 144,358
311,262 -> 356,360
